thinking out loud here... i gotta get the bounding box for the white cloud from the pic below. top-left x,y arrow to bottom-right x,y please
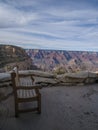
0,0 -> 98,51
0,3 -> 38,28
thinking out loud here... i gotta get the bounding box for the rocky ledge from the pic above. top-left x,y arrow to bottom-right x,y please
0,70 -> 98,101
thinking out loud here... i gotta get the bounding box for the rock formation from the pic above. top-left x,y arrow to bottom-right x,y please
0,45 -> 34,72
26,49 -> 98,72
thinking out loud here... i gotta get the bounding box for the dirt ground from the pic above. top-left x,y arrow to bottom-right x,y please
0,84 -> 98,130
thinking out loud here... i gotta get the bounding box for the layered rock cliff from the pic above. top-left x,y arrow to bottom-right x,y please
0,45 -> 33,72
26,49 -> 98,73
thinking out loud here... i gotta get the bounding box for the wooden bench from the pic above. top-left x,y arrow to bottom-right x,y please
11,68 -> 41,117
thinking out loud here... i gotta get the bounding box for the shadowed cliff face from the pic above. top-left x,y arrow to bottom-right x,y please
26,49 -> 98,72
0,45 -> 34,72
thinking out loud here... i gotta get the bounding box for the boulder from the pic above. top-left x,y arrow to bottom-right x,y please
0,84 -> 13,102
19,70 -> 56,78
56,71 -> 98,84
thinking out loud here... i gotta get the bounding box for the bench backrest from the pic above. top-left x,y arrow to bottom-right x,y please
13,66 -> 19,86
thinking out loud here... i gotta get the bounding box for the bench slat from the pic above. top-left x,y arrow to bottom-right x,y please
17,89 -> 37,99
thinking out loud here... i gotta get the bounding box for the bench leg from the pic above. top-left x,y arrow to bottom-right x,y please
37,94 -> 41,114
15,101 -> 19,117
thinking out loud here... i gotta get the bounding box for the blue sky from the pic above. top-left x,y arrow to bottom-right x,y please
0,0 -> 98,51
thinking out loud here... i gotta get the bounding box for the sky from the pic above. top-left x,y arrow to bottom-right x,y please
0,0 -> 98,51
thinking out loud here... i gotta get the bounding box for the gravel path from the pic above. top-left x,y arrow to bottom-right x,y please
0,84 -> 98,130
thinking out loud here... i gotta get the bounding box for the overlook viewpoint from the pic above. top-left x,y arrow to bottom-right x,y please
0,45 -> 98,130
